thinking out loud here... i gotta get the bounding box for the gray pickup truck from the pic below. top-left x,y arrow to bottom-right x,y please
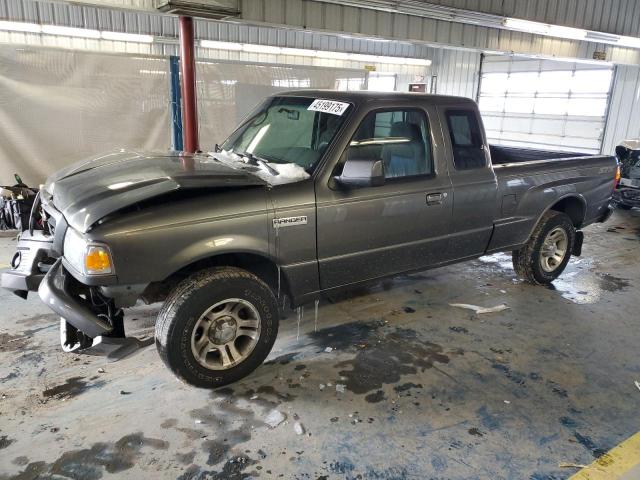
2,91 -> 617,388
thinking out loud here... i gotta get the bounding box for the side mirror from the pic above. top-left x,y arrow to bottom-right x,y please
334,158 -> 385,188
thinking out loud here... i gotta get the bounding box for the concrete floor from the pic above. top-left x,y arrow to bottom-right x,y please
0,209 -> 638,480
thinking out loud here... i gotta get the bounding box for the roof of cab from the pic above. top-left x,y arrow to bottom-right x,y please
277,89 -> 478,106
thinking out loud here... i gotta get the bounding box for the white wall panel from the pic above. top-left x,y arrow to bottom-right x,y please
434,49 -> 480,99
602,64 -> 640,154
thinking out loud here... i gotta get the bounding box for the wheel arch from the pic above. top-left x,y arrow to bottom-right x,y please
547,194 -> 587,228
141,251 -> 290,306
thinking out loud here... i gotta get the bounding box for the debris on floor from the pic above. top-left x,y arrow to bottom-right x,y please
293,422 -> 305,435
264,409 -> 287,428
449,303 -> 510,314
558,462 -> 590,469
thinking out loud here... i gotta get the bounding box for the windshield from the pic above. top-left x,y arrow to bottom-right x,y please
221,96 -> 352,174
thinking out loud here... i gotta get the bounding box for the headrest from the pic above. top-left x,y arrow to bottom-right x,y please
390,122 -> 421,141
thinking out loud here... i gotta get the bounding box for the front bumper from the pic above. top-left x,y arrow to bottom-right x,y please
38,259 -> 113,338
613,187 -> 640,207
0,231 -> 55,297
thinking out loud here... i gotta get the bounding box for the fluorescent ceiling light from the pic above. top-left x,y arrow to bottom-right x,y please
0,20 -> 42,33
504,18 -> 549,35
200,39 -> 242,50
548,25 -> 587,40
618,36 -> 640,48
199,40 -> 431,66
101,31 -> 153,43
242,44 -> 283,54
280,47 -> 318,57
504,18 -> 586,41
41,25 -> 100,38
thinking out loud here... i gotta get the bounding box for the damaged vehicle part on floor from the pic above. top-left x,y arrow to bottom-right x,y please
0,91 -> 618,388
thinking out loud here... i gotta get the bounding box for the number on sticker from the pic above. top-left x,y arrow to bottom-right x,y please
308,99 -> 350,116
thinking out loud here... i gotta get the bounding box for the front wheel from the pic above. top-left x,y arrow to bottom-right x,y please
512,211 -> 575,285
155,267 -> 279,388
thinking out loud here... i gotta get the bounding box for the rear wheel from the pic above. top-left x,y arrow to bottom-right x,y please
155,267 -> 279,388
512,211 -> 575,285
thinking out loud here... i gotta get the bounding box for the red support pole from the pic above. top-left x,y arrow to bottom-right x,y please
179,16 -> 199,154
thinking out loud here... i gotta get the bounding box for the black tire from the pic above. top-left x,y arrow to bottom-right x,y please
616,203 -> 633,210
155,266 -> 279,388
512,211 -> 575,285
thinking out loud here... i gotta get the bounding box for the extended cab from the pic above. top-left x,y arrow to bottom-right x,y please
1,91 -> 617,388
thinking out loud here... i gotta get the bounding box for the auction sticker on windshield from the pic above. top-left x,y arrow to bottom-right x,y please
308,99 -> 350,116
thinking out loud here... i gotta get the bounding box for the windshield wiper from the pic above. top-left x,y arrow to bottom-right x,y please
235,151 -> 279,176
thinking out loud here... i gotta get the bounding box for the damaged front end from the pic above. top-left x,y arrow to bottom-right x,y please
41,259 -> 145,360
1,187 -> 144,360
614,142 -> 640,209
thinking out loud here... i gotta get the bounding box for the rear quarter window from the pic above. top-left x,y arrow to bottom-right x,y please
446,110 -> 486,170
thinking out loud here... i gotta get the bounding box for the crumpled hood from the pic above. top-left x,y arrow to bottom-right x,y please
44,150 -> 266,233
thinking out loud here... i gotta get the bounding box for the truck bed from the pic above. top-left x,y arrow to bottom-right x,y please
489,144 -> 588,164
486,145 -> 617,253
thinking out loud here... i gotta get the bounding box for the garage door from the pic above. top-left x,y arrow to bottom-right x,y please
478,55 -> 614,154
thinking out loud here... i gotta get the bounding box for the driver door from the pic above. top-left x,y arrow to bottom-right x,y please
316,106 -> 453,289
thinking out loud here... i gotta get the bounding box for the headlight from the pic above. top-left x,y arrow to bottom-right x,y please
63,228 -> 114,275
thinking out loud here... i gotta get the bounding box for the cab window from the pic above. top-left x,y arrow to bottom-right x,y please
343,109 -> 433,179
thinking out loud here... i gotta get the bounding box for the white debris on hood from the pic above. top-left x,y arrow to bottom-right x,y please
207,151 -> 310,186
264,409 -> 287,428
449,303 -> 510,314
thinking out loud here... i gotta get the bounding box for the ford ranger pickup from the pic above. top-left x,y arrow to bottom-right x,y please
1,91 -> 617,388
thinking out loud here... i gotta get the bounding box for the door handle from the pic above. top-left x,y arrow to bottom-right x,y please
426,192 -> 447,205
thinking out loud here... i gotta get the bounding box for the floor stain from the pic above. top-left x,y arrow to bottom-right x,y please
5,433 -> 168,480
574,432 -> 607,458
329,325 -> 456,394
0,435 -> 15,450
309,320 -> 385,351
597,273 -> 630,292
176,456 -> 256,480
42,376 -> 106,401
364,390 -> 385,403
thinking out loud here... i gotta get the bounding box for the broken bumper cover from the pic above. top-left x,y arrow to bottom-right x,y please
0,231 -> 55,297
613,187 -> 640,207
38,259 -> 113,338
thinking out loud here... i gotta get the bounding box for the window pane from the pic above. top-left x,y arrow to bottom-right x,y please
503,96 -> 535,114
566,97 -> 608,116
346,109 -> 433,179
506,72 -> 540,93
571,70 -> 612,93
446,110 -> 486,170
368,74 -> 396,92
537,71 -> 573,93
481,73 -> 508,94
534,96 -> 569,115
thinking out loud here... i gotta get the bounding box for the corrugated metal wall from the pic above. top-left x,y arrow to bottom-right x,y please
602,65 -> 640,154
237,0 -> 640,66
433,49 -> 479,98
427,0 -> 640,38
3,0 -> 640,65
